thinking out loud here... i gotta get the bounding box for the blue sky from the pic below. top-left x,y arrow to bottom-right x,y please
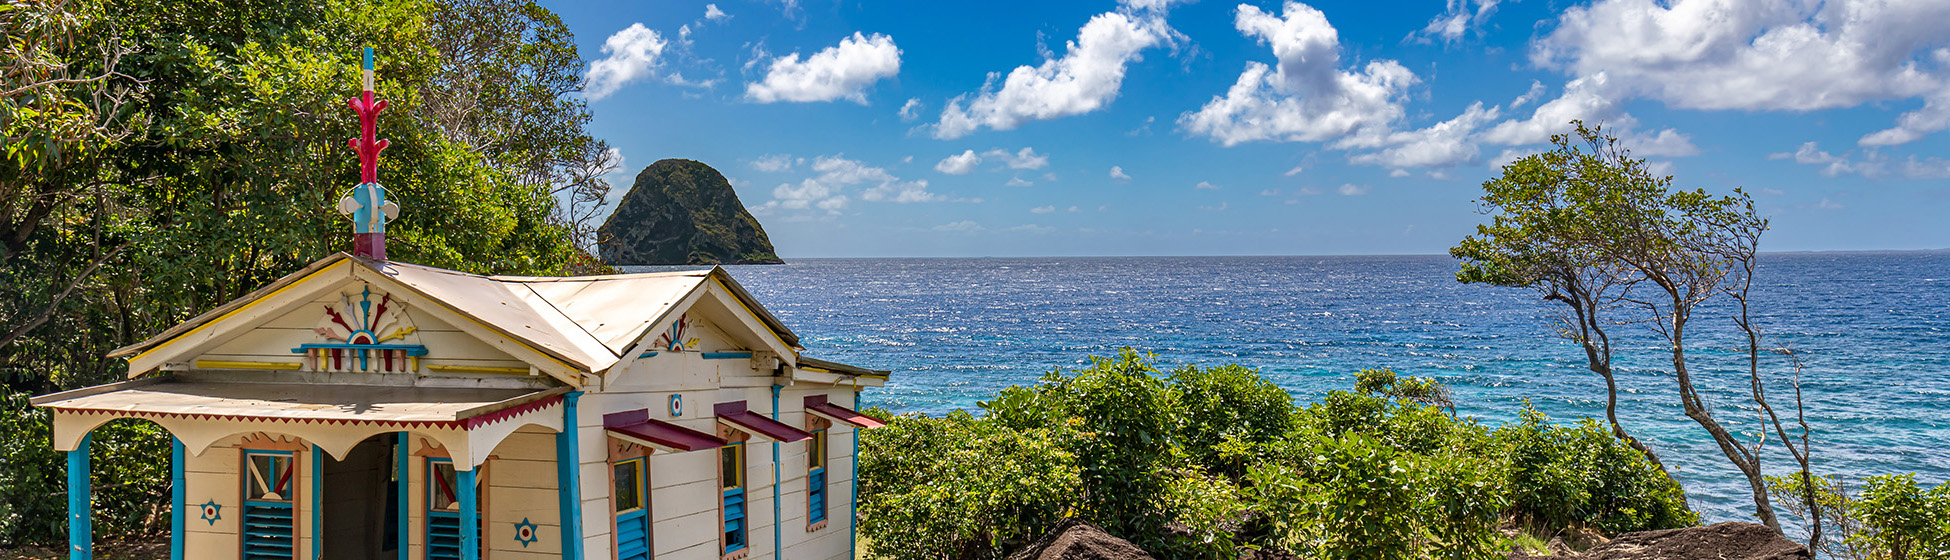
540,0 -> 1950,257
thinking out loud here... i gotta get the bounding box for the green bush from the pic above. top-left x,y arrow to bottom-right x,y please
1493,407 -> 1694,534
1850,474 -> 1950,560
857,410 -> 1080,560
1167,364 -> 1294,480
860,353 -> 1698,560
1,394 -> 172,546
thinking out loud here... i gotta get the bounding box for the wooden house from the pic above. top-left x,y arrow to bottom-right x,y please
32,48 -> 888,560
34,253 -> 888,560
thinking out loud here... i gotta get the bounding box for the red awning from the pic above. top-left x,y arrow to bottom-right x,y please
715,401 -> 812,442
604,409 -> 726,452
805,394 -> 886,428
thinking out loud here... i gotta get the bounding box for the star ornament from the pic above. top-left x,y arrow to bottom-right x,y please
200,500 -> 223,525
514,517 -> 539,547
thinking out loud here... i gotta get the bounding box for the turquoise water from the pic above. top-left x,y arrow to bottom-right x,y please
655,252 -> 1950,523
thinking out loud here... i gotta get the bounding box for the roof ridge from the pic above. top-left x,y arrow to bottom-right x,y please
514,282 -> 619,359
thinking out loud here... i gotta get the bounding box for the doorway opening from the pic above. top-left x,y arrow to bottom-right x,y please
321,434 -> 399,560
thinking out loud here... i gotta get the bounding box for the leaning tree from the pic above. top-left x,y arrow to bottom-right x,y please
1453,121 -> 1820,536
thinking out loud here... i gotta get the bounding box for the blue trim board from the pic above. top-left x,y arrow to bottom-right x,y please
311,446 -> 322,560
69,433 -> 91,560
556,392 -> 585,560
771,385 -> 783,560
396,432 -> 411,560
703,352 -> 754,360
459,465 -> 479,560
171,438 -> 185,560
637,351 -> 658,359
290,343 -> 428,355
850,390 -> 862,560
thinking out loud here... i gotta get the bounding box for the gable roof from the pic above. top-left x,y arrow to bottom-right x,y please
109,253 -> 801,375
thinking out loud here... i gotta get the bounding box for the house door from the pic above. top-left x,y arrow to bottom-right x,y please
322,435 -> 396,560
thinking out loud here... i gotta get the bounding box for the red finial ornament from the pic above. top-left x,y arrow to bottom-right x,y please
340,46 -> 398,260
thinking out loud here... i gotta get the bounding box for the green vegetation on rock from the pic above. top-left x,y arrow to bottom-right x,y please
597,159 -> 783,265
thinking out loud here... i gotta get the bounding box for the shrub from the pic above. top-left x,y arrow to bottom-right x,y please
858,410 -> 1080,560
1850,474 -> 1950,560
1167,363 -> 1294,480
0,395 -> 172,546
1493,407 -> 1694,534
982,350 -> 1177,543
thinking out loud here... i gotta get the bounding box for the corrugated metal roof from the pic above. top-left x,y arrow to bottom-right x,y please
107,253 -> 809,376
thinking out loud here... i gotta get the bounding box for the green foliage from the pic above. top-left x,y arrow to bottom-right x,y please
1492,407 -> 1694,534
863,353 -> 1693,560
984,350 -> 1177,544
1167,363 -> 1293,479
0,395 -> 170,544
1353,368 -> 1454,413
858,410 -> 1079,560
1849,474 -> 1950,560
1,0 -> 613,547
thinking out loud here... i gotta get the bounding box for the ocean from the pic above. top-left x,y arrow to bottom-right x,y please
637,251 -> 1950,523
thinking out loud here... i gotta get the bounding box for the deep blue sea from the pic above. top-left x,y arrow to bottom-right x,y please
641,252 -> 1950,524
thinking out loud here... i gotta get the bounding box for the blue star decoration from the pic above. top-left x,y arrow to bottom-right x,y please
514,518 -> 538,547
199,500 -> 223,525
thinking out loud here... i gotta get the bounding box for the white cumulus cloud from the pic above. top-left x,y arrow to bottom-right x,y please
899,98 -> 924,122
704,4 -> 729,22
1414,0 -> 1505,43
1338,183 -> 1369,196
583,23 -> 669,100
934,5 -> 1181,139
935,150 -> 981,175
1109,166 -> 1132,180
1180,2 -> 1419,148
1532,0 -> 1950,146
982,147 -> 1049,170
746,32 -> 902,104
1195,181 -> 1221,190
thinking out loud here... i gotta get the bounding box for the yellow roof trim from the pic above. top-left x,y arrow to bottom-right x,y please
127,259 -> 352,368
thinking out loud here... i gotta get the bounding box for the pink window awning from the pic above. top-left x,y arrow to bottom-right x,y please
804,394 -> 886,429
604,409 -> 726,452
715,401 -> 812,442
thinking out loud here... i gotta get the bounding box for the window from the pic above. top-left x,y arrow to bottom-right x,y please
245,452 -> 294,502
613,458 -> 650,560
241,451 -> 296,560
720,443 -> 747,554
807,429 -> 828,525
424,458 -> 483,559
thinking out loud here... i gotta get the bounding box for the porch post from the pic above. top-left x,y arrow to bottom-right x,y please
171,437 -> 185,560
555,392 -> 584,560
311,445 -> 323,560
396,432 -> 411,560
771,385 -> 783,560
67,433 -> 91,560
849,390 -> 862,560
459,467 -> 479,560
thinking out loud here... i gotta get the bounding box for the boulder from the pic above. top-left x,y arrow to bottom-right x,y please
1007,519 -> 1157,560
597,159 -> 783,265
1513,522 -> 1810,560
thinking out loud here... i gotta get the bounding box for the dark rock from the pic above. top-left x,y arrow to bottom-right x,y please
1007,519 -> 1157,560
598,159 -> 783,265
1512,522 -> 1809,560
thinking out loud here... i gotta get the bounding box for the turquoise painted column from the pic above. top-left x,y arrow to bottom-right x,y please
555,392 -> 584,560
171,438 -> 185,560
771,385 -> 782,560
459,468 -> 479,560
849,390 -> 862,560
396,432 -> 410,560
311,446 -> 323,560
67,433 -> 92,560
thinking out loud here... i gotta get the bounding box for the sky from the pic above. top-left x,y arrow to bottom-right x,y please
539,0 -> 1950,258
